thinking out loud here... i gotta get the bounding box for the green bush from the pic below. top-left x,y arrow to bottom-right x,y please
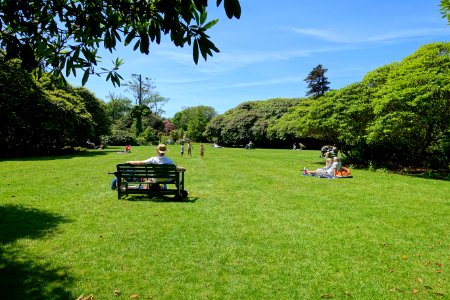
101,130 -> 137,146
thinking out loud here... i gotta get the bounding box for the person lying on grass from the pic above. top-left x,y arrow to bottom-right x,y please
303,157 -> 342,178
303,158 -> 332,177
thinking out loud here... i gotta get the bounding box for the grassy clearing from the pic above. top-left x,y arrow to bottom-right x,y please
0,145 -> 449,299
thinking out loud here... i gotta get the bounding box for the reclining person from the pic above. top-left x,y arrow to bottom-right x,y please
303,158 -> 332,176
303,157 -> 341,178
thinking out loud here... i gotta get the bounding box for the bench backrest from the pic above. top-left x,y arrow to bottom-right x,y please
116,163 -> 178,181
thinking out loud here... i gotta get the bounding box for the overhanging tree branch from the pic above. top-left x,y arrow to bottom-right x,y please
0,0 -> 241,86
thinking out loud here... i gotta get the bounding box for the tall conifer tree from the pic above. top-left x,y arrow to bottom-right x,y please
304,64 -> 330,98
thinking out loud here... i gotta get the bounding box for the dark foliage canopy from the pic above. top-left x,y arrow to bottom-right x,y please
0,59 -> 110,156
0,0 -> 241,86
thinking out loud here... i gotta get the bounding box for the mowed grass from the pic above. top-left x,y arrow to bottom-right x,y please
0,145 -> 449,299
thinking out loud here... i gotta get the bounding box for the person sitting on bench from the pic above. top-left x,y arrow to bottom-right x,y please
111,144 -> 173,189
126,144 -> 173,165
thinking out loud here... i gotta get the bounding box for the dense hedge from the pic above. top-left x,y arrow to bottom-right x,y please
271,42 -> 450,168
0,59 -> 110,156
205,98 -> 302,147
205,43 -> 450,169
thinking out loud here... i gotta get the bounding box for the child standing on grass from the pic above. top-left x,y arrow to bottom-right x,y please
180,143 -> 184,158
187,141 -> 193,158
200,144 -> 205,158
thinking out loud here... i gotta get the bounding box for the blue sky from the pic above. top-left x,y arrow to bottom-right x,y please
66,0 -> 450,118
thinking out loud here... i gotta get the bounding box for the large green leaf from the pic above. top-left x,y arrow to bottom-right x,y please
193,38 -> 199,64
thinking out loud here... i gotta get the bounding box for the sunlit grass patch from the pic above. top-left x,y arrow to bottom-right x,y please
1,146 -> 449,299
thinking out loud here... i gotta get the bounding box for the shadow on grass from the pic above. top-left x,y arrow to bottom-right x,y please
0,204 -> 73,299
119,195 -> 199,203
407,170 -> 450,181
0,149 -> 113,162
378,167 -> 450,181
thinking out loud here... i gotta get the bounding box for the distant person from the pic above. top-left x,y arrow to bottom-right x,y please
320,145 -> 330,158
86,139 -> 96,149
125,144 -> 131,153
330,146 -> 338,157
180,143 -> 184,158
200,144 -> 205,158
187,141 -> 193,157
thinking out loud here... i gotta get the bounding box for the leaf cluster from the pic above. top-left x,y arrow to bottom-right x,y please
0,0 -> 241,86
441,0 -> 450,24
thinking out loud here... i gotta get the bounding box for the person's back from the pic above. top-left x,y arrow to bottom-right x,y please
145,155 -> 174,165
142,144 -> 174,165
112,144 -> 174,189
138,144 -> 174,184
327,157 -> 342,176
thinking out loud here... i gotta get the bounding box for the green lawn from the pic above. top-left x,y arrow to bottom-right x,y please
1,145 -> 448,299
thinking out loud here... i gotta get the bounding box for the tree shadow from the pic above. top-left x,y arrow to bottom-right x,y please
386,166 -> 450,181
0,148 -> 111,162
0,204 -> 73,299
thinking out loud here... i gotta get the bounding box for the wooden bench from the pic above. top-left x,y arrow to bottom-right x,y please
113,164 -> 188,200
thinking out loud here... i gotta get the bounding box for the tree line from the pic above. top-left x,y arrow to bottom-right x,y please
0,58 -> 111,156
0,56 -> 218,156
1,42 -> 449,170
237,42 -> 449,169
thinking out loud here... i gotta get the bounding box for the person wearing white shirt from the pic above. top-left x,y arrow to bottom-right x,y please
326,157 -> 342,177
111,144 -> 174,189
127,144 -> 174,165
